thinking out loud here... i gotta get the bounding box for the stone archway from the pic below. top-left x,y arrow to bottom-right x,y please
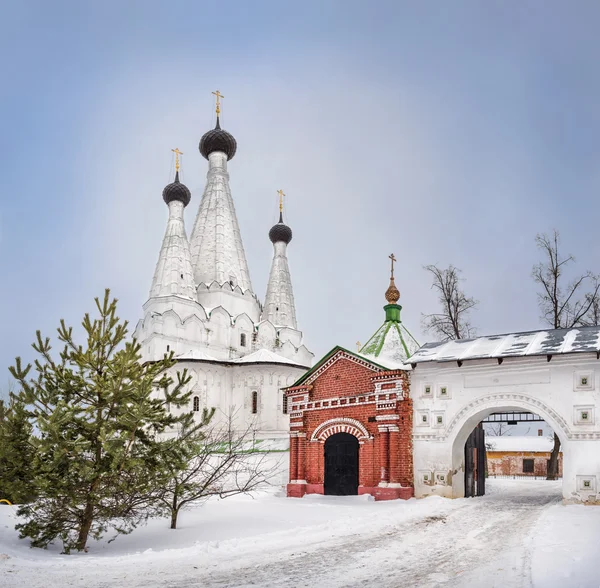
448,394 -> 570,499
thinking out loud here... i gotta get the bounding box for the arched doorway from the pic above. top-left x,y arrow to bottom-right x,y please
324,432 -> 359,495
449,397 -> 568,498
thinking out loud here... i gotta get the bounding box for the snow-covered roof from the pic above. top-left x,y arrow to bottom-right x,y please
410,326 -> 600,364
486,436 -> 560,453
175,349 -> 220,361
231,349 -> 299,365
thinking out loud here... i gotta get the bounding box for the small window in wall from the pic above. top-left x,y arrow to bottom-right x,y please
252,391 -> 258,414
581,376 -> 589,386
193,396 -> 200,412
282,393 -> 288,414
538,429 -> 543,436
582,411 -> 590,421
440,386 -> 448,396
424,385 -> 432,395
240,333 -> 247,347
523,459 -> 534,473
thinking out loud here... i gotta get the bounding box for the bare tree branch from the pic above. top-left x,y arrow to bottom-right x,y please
421,265 -> 478,341
532,229 -> 600,329
159,411 -> 283,529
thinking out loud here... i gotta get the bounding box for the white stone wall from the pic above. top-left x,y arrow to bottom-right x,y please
160,361 -> 305,437
134,300 -> 312,367
412,354 -> 600,503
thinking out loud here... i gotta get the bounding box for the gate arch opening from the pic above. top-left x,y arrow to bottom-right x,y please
449,397 -> 568,498
324,432 -> 359,496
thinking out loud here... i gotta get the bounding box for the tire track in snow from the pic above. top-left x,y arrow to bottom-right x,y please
176,484 -> 560,588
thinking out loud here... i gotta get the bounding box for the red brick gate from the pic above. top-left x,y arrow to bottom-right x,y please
285,347 -> 414,501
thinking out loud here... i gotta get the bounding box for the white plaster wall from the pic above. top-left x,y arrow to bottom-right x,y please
196,284 -> 261,323
412,354 -> 600,503
159,360 -> 306,437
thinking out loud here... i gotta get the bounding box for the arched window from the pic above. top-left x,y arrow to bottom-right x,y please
251,391 -> 258,414
282,393 -> 288,415
193,396 -> 200,412
240,333 -> 247,347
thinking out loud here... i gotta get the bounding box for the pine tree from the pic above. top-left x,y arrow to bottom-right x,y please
9,290 -> 199,553
0,392 -> 36,504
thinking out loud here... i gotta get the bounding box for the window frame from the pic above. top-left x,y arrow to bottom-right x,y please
282,393 -> 288,415
523,458 -> 534,473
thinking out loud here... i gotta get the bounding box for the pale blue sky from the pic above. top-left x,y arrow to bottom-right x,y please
2,1 -> 600,395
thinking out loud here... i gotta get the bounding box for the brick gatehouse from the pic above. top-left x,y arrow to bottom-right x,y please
285,347 -> 414,500
285,257 -> 419,501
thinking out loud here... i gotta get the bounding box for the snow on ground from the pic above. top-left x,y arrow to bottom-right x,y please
1,479 -> 600,587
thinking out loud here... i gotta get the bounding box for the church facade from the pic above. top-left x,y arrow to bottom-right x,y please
134,96 -> 313,438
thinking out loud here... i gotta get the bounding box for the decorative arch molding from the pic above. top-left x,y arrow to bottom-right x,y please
311,417 -> 371,442
444,392 -> 572,442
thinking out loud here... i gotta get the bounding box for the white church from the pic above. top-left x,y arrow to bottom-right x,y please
134,95 -> 313,439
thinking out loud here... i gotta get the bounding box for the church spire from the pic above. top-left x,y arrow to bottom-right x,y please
149,152 -> 196,300
263,190 -> 297,328
190,93 -> 259,320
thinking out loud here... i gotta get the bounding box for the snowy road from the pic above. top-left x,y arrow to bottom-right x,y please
186,481 -> 560,588
2,480 -> 599,588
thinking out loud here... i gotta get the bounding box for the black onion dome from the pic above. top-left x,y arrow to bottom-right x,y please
199,117 -> 237,160
162,171 -> 191,206
269,212 -> 293,244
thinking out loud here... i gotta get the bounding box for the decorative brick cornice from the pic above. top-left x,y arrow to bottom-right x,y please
371,370 -> 407,380
291,392 -> 399,415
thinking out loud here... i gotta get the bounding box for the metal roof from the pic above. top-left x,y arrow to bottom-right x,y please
410,325 -> 600,364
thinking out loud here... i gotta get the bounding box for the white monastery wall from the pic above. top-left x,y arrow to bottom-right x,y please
412,353 -> 600,503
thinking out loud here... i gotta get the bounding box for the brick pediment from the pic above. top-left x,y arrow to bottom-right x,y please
301,350 -> 383,400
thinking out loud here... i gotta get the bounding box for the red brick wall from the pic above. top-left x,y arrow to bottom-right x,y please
286,351 -> 413,500
487,451 -> 563,477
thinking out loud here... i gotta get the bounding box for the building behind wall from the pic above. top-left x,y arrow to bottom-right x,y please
487,436 -> 563,477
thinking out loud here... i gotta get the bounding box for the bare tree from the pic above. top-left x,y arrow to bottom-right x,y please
532,230 -> 600,329
422,265 -> 478,341
160,413 -> 283,529
485,422 -> 512,437
532,229 -> 600,480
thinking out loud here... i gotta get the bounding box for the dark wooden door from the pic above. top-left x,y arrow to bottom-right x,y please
324,433 -> 359,496
464,423 -> 486,497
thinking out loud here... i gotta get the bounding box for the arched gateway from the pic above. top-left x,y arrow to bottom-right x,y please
285,261 -> 600,505
410,327 -> 600,503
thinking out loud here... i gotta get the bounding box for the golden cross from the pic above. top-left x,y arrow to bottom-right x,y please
212,90 -> 224,116
356,341 -> 361,352
277,189 -> 286,212
389,253 -> 397,279
171,148 -> 183,171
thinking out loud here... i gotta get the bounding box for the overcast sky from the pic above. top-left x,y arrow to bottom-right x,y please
2,1 -> 600,395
